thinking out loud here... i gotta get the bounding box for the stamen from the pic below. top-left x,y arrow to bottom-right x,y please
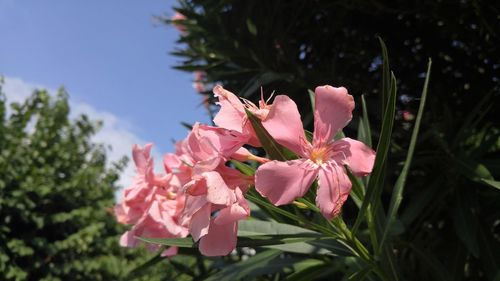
265,90 -> 276,104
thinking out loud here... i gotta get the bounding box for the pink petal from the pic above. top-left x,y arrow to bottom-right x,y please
213,85 -> 246,132
313,86 -> 354,144
187,123 -> 219,161
204,171 -> 236,206
255,159 -> 318,205
332,138 -> 376,177
114,203 -> 128,224
132,143 -> 153,173
163,153 -> 182,173
184,178 -> 208,196
214,188 -> 250,225
147,201 -> 163,223
242,122 -> 262,147
199,221 -> 237,256
316,165 -> 352,220
119,231 -> 137,247
214,203 -> 248,225
192,155 -> 222,175
190,203 -> 211,241
230,147 -> 254,162
262,95 -> 307,157
161,246 -> 179,257
217,164 -> 253,193
196,124 -> 248,158
181,195 -> 208,224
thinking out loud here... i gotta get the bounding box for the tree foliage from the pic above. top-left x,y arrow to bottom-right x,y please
0,85 -> 169,281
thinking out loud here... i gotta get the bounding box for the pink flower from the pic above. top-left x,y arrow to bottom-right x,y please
171,11 -> 187,33
119,187 -> 188,256
114,144 -> 167,225
213,85 -> 274,147
182,187 -> 249,256
192,71 -> 207,93
178,123 -> 253,256
255,86 -> 376,219
402,110 -> 415,121
114,144 -> 188,256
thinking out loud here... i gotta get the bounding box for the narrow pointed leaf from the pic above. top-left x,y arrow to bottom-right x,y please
230,159 -> 255,176
352,71 -> 396,235
137,237 -> 195,248
380,59 -> 432,249
246,191 -> 337,236
205,250 -> 322,281
283,263 -> 333,281
238,220 -> 316,236
379,37 -> 390,114
308,89 -> 315,112
361,95 -> 372,147
481,179 -> 500,190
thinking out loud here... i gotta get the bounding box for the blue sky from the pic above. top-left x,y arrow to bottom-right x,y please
0,0 -> 212,189
0,0 -> 210,153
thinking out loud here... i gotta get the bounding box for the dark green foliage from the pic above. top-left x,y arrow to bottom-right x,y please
0,86 -> 169,280
165,1 -> 500,280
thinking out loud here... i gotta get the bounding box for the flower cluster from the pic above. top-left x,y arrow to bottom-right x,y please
114,85 -> 375,256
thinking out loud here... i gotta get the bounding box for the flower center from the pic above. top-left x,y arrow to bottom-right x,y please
240,90 -> 274,120
309,146 -> 330,165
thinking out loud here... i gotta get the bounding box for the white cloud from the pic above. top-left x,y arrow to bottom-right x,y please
1,76 -> 162,198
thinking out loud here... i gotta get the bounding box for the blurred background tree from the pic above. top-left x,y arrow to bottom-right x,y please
0,83 -> 172,281
165,0 -> 500,280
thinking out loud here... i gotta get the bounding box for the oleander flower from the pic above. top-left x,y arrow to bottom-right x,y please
115,144 -> 188,257
178,123 -> 253,256
171,11 -> 187,33
255,85 -> 376,219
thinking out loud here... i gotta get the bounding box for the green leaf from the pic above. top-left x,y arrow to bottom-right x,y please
304,129 -> 313,143
238,219 -> 316,236
352,42 -> 397,236
379,36 -> 390,114
482,179 -> 500,190
230,159 -> 256,176
409,244 -> 451,281
452,191 -> 479,257
308,89 -> 315,112
238,220 -> 356,256
246,19 -> 258,35
477,222 -> 500,279
245,191 -> 337,236
181,121 -> 193,130
245,109 -> 288,161
346,169 -> 365,208
205,250 -> 320,281
379,59 -> 432,250
283,263 -> 333,281
360,95 -> 372,147
348,266 -> 372,281
126,253 -> 163,279
236,234 -> 323,247
137,237 -> 195,248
